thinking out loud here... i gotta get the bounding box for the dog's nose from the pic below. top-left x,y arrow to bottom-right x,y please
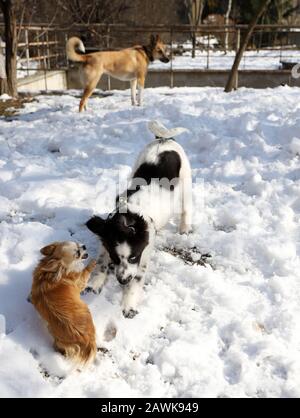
117,275 -> 132,286
82,245 -> 86,250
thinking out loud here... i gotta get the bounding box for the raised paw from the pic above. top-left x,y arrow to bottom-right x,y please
122,308 -> 139,319
97,347 -> 109,354
83,286 -> 101,295
87,259 -> 97,272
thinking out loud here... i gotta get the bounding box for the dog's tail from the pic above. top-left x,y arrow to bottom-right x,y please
148,120 -> 188,140
66,37 -> 87,63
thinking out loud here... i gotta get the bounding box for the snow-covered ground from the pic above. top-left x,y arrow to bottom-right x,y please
0,86 -> 300,398
152,49 -> 300,70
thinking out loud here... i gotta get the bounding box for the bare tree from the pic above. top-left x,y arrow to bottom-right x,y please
225,0 -> 271,93
55,0 -> 130,25
185,0 -> 205,58
0,0 -> 18,97
224,0 -> 233,53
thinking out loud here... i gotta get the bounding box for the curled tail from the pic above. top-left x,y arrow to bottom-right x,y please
66,37 -> 87,63
148,120 -> 188,140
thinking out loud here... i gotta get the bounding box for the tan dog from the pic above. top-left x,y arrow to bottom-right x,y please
31,241 -> 97,365
66,34 -> 170,112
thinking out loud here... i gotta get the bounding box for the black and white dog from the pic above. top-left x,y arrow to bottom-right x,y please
86,121 -> 192,318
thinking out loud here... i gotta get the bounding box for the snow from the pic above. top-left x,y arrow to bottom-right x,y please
0,94 -> 11,101
0,86 -> 300,398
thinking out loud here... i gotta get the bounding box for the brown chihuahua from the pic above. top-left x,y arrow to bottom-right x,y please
31,241 -> 97,365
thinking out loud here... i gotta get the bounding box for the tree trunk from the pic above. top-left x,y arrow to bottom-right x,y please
224,0 -> 270,93
0,0 -> 18,98
224,0 -> 232,53
187,0 -> 204,59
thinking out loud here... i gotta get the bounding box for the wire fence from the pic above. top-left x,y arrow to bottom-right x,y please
1,23 -> 300,80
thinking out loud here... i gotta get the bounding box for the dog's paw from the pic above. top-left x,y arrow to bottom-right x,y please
84,286 -> 101,295
122,308 -> 139,319
87,259 -> 97,271
97,346 -> 109,354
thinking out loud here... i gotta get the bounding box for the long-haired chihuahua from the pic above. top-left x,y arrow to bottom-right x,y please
31,241 -> 97,365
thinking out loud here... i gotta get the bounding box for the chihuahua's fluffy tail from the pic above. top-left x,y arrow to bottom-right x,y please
66,37 -> 87,63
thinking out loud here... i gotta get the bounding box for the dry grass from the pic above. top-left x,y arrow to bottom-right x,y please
0,94 -> 35,118
162,246 -> 213,268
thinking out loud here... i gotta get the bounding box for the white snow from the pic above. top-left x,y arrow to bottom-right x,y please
0,94 -> 11,101
0,86 -> 300,398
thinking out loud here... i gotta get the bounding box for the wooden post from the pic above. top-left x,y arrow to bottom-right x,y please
25,29 -> 30,76
36,30 -> 41,65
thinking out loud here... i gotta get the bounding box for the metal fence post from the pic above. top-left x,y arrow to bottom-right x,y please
107,25 -> 111,91
46,30 -> 50,69
42,28 -> 47,71
207,32 -> 210,69
170,28 -> 174,88
65,33 -> 69,68
235,28 -> 241,89
55,31 -> 58,68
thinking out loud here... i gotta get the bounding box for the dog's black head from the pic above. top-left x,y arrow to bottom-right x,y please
86,211 -> 149,285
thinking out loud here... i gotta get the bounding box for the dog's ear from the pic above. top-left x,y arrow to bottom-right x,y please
86,216 -> 106,237
40,243 -> 57,256
150,34 -> 156,46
